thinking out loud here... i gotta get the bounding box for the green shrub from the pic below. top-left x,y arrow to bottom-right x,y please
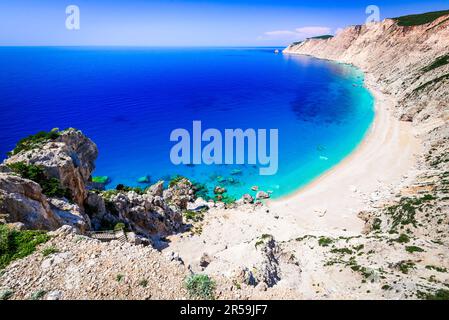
405,246 -> 425,253
7,162 -> 71,199
0,225 -> 50,269
116,274 -> 124,282
169,175 -> 186,188
115,184 -> 145,195
418,289 -> 449,300
7,129 -> 60,157
139,279 -> 148,287
425,265 -> 447,273
184,274 -> 215,300
113,223 -> 126,232
318,237 -> 334,247
30,290 -> 47,300
395,234 -> 410,243
0,289 -> 14,300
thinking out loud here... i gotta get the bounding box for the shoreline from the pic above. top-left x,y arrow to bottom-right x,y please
267,66 -> 421,235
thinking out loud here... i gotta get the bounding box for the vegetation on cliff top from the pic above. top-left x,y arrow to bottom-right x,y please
7,128 -> 60,157
393,10 -> 449,27
7,162 -> 71,199
308,35 -> 334,40
0,225 -> 50,269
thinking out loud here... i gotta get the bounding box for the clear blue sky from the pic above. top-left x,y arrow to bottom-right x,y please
1,0 -> 448,46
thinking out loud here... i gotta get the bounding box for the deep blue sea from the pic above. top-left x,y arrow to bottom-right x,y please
0,47 -> 374,200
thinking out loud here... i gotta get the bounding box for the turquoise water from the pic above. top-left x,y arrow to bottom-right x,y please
0,47 -> 374,200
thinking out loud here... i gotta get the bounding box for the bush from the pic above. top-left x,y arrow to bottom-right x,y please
7,129 -> 60,157
115,184 -> 145,195
184,274 -> 215,300
318,237 -> 334,247
405,246 -> 425,253
0,225 -> 50,269
7,162 -> 71,199
113,223 -> 126,232
0,289 -> 14,300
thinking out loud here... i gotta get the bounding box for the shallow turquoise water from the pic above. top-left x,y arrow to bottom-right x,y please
0,47 -> 374,200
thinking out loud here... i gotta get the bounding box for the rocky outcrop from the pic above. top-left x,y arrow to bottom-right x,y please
100,179 -> 197,237
4,128 -> 98,209
0,173 -> 62,230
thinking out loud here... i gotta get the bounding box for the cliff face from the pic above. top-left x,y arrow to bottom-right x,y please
284,15 -> 449,124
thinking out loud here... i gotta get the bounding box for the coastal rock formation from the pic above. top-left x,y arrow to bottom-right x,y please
0,173 -> 62,230
4,128 -> 98,208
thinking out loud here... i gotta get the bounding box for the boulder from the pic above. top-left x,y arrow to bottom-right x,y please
256,191 -> 270,200
0,173 -> 62,230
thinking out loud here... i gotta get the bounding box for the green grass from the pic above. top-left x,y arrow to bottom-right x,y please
184,274 -> 215,300
0,225 -> 50,270
422,55 -> 449,73
393,10 -> 449,26
41,246 -> 59,257
7,129 -> 60,157
7,162 -> 71,199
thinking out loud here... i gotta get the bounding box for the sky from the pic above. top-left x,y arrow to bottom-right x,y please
0,0 -> 448,46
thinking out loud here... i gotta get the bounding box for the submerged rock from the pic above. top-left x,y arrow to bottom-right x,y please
137,175 -> 150,184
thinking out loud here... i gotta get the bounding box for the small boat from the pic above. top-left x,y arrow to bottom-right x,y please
274,49 -> 280,54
